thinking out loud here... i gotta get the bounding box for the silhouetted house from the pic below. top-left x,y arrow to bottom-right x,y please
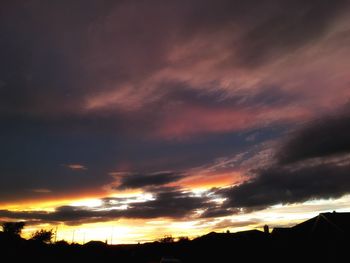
160,257 -> 181,263
292,212 -> 350,238
272,212 -> 350,240
195,229 -> 265,243
271,227 -> 291,236
231,229 -> 266,241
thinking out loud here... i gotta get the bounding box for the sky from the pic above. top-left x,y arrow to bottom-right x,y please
1,0 -> 350,244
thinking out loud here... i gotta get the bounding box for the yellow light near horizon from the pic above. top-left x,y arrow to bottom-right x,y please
0,199 -> 71,211
70,198 -> 103,207
3,193 -> 350,245
53,221 -> 164,244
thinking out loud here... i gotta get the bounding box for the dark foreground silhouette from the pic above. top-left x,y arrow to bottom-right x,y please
1,212 -> 349,263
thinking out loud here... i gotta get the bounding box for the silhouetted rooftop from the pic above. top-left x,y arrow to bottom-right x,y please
272,212 -> 350,238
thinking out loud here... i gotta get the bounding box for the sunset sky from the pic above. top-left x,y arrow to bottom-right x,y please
1,0 -> 350,244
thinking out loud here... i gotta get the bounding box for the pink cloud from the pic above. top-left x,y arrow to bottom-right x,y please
80,12 -> 350,141
13,1 -> 348,141
64,164 -> 87,170
153,104 -> 311,140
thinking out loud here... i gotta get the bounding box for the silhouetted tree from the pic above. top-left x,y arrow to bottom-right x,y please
30,229 -> 54,243
1,222 -> 25,237
159,235 -> 174,243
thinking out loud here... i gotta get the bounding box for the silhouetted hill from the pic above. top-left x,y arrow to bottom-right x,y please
1,212 -> 349,262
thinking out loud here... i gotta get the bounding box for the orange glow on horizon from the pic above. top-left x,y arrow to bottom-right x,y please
176,171 -> 242,190
0,189 -> 108,210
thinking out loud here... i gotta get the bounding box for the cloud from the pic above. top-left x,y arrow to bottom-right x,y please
236,0 -> 349,67
213,218 -> 261,230
1,0 -> 348,119
220,112 -> 350,211
222,157 -> 350,211
2,112 -> 350,224
111,171 -> 185,190
0,188 -> 211,225
154,102 -> 310,139
30,188 -> 52,194
200,207 -> 238,219
65,164 -> 87,170
1,0 -> 350,206
278,109 -> 350,164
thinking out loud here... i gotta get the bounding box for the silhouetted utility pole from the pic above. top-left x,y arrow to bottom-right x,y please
54,226 -> 58,243
110,227 -> 114,245
72,230 -> 75,244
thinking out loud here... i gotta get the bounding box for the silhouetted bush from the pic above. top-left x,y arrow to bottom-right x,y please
55,240 -> 69,246
31,229 -> 54,243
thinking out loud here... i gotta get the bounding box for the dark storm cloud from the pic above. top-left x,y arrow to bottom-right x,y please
121,189 -> 209,220
278,109 -> 350,164
114,171 -> 185,190
220,111 -> 350,211
221,161 -> 350,211
199,207 -> 238,219
0,188 -> 211,225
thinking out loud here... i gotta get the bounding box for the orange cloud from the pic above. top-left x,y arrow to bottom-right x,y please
31,188 -> 52,193
176,171 -> 243,190
0,188 -> 107,210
